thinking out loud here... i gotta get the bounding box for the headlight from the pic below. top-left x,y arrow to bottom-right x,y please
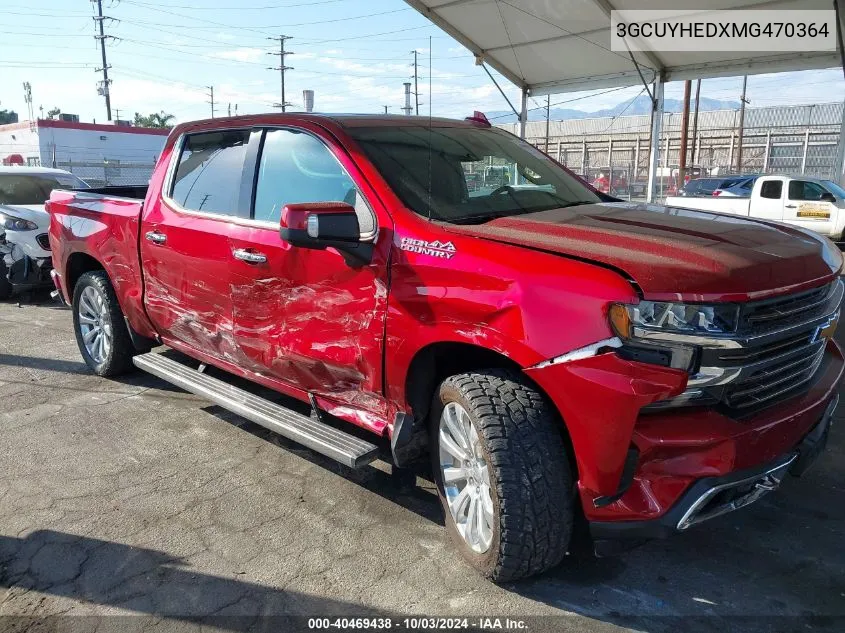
610,301 -> 739,337
0,213 -> 38,231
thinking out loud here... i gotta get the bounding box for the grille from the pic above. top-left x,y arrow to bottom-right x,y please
723,341 -> 827,410
36,233 -> 50,250
739,282 -> 834,333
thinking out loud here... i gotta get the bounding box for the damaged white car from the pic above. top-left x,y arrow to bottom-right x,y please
0,167 -> 89,298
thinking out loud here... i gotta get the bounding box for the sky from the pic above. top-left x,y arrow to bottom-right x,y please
0,0 -> 844,125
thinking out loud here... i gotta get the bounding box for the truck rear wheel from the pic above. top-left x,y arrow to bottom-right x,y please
72,271 -> 136,376
430,369 -> 574,582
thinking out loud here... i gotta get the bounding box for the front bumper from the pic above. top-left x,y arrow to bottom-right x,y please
590,392 -> 837,545
525,339 -> 844,530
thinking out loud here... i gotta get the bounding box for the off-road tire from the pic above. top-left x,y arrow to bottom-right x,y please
0,259 -> 13,300
430,369 -> 574,582
72,271 -> 136,376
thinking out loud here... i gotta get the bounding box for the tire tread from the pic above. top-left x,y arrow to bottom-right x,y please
439,369 -> 573,582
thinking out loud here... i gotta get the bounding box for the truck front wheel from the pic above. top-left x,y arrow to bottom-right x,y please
72,271 -> 136,376
430,369 -> 574,582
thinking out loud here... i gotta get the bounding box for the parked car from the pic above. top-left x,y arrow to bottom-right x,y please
668,175 -> 845,241
47,114 -> 843,583
679,176 -> 745,197
0,166 -> 88,298
713,175 -> 760,197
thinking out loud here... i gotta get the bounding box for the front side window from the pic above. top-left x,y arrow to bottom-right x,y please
253,129 -> 374,235
789,180 -> 828,201
348,125 -> 600,224
170,130 -> 250,216
760,180 -> 783,199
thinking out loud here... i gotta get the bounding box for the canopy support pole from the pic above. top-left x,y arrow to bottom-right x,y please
646,73 -> 664,203
519,87 -> 528,139
832,0 -> 845,183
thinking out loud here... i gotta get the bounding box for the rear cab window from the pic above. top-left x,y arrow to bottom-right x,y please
169,130 -> 251,217
760,180 -> 783,199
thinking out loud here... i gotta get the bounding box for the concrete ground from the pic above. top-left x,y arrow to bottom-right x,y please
0,291 -> 843,633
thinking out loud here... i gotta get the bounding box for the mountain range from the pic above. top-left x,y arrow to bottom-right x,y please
489,95 -> 741,123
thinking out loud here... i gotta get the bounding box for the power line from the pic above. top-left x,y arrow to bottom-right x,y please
268,35 -> 293,112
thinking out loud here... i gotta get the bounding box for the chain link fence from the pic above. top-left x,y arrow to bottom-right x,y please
500,102 -> 844,200
54,159 -> 156,188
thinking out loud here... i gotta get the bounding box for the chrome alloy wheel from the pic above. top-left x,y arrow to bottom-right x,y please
78,285 -> 112,365
438,402 -> 494,553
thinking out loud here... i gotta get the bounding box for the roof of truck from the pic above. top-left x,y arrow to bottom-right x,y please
173,112 -> 489,133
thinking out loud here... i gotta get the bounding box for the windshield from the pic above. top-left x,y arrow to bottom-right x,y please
348,125 -> 600,224
0,173 -> 89,205
822,180 -> 845,199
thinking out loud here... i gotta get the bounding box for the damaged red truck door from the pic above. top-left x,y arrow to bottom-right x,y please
226,126 -> 392,426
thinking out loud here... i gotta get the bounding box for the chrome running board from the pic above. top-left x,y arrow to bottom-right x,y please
133,352 -> 378,468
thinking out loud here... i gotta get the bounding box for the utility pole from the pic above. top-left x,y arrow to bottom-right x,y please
402,82 -> 412,115
114,108 -> 121,122
22,82 -> 34,122
268,35 -> 294,112
92,0 -> 114,121
383,105 -> 389,114
206,86 -> 215,118
735,76 -> 749,174
544,95 -> 551,153
691,79 -> 701,165
411,50 -> 419,115
678,80 -> 691,185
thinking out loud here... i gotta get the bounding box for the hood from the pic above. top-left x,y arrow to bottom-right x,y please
0,204 -> 50,230
445,202 -> 843,302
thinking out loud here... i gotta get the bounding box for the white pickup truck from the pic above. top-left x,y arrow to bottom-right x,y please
666,175 -> 845,241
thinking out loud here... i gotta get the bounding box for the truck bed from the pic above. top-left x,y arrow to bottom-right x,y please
74,184 -> 148,201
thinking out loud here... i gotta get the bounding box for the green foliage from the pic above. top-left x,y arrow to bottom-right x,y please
133,111 -> 175,128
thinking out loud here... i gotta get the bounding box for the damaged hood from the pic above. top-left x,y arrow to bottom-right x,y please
445,202 -> 843,301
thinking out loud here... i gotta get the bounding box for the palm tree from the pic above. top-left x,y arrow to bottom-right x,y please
133,111 -> 175,128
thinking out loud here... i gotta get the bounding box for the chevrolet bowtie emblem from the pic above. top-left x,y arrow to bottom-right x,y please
812,313 -> 839,344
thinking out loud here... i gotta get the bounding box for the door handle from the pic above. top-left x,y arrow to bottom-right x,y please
785,204 -> 797,209
145,230 -> 166,245
232,248 -> 267,264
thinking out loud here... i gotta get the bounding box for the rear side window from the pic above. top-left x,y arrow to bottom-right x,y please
760,180 -> 783,199
170,130 -> 250,216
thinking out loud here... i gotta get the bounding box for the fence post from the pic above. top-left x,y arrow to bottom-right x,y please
581,140 -> 587,173
763,131 -> 771,173
633,138 -> 640,183
728,133 -> 735,173
800,129 -> 810,175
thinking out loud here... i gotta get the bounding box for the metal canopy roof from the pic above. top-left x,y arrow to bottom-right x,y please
406,0 -> 841,95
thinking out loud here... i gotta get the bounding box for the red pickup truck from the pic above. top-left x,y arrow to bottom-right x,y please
47,113 -> 843,582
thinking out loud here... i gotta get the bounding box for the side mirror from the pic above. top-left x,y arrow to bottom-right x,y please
279,201 -> 372,265
820,192 -> 836,203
